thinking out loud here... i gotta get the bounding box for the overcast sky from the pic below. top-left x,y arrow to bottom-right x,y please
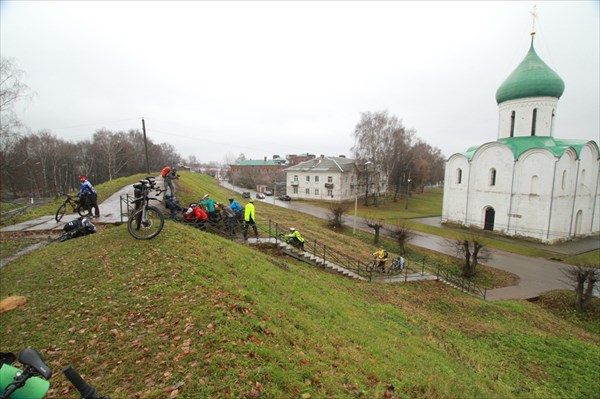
1,1 -> 598,163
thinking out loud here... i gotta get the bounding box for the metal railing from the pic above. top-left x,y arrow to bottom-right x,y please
434,264 -> 487,299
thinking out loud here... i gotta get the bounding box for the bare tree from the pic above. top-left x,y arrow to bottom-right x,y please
562,264 -> 599,312
0,57 -> 34,136
389,223 -> 414,255
327,203 -> 348,229
365,216 -> 384,244
447,235 -> 491,277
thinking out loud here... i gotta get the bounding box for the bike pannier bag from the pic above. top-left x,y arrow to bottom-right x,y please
161,166 -> 171,178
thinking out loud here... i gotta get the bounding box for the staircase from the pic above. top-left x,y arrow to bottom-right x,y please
248,236 -> 367,280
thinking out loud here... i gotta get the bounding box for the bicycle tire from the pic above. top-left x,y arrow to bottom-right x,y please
77,204 -> 92,217
127,206 -> 164,240
55,203 -> 67,222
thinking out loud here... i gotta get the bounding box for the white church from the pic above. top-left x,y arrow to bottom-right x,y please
442,32 -> 599,244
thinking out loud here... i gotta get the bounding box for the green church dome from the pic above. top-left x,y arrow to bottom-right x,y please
495,39 -> 565,104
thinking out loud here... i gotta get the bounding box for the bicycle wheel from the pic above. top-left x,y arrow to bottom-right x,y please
77,204 -> 92,217
55,203 -> 67,222
127,206 -> 164,240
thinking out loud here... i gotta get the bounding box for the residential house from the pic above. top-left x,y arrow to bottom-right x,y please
284,155 -> 360,201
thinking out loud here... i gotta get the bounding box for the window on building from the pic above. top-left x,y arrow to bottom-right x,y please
456,168 -> 462,184
327,189 -> 333,197
293,187 -> 298,194
580,169 -> 586,189
315,176 -> 319,183
306,176 -> 310,182
510,110 -> 516,137
328,176 -> 333,183
490,168 -> 496,186
551,109 -> 556,135
315,189 -> 319,196
531,108 -> 537,136
531,175 -> 539,195
305,188 -> 310,194
293,175 -> 298,182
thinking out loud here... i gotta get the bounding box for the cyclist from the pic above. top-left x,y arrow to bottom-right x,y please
243,198 -> 259,240
77,175 -> 100,218
372,246 -> 389,272
285,227 -> 305,250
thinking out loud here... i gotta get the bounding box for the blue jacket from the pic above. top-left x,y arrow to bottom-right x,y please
229,200 -> 243,213
78,180 -> 96,197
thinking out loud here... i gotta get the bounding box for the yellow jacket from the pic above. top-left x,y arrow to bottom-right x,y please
244,202 -> 255,222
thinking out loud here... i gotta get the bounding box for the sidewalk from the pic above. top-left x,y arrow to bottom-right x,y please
0,176 -> 163,233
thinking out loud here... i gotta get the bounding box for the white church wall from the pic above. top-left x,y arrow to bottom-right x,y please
546,150 -> 579,241
510,149 -> 557,241
497,97 -> 559,138
442,154 -> 470,224
467,144 -> 514,231
571,143 -> 600,236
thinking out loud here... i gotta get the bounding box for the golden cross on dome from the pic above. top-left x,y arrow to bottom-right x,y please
530,4 -> 538,37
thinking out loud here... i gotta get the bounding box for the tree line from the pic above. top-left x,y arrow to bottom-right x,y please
0,129 -> 182,198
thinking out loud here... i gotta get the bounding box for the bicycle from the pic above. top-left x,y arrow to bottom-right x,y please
127,176 -> 165,240
366,257 -> 387,273
388,256 -> 406,274
55,193 -> 92,222
0,347 -> 109,399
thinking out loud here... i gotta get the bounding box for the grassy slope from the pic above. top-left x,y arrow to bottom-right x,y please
1,223 -> 598,399
1,173 -> 599,398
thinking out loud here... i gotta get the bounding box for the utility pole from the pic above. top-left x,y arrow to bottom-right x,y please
141,118 -> 150,174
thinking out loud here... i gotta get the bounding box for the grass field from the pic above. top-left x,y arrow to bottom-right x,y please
1,172 -> 599,398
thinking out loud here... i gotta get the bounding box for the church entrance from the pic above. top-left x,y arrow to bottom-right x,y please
484,207 -> 495,231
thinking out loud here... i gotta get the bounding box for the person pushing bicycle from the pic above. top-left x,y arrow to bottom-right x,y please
372,246 -> 389,272
77,175 -> 100,218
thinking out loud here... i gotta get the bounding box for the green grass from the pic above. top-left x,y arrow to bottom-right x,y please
1,173 -> 599,398
1,222 -> 598,398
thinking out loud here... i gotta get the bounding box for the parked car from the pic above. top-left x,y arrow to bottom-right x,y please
256,192 -> 266,199
278,195 -> 292,201
242,192 -> 251,198
265,190 -> 273,196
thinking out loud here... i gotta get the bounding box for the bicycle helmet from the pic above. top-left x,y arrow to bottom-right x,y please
228,197 -> 234,202
290,228 -> 295,232
249,198 -> 254,203
203,194 -> 209,199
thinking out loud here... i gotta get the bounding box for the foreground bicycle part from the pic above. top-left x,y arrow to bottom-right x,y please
127,205 -> 165,239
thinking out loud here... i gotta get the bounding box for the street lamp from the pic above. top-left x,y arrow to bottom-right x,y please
405,178 -> 412,209
363,161 -> 372,207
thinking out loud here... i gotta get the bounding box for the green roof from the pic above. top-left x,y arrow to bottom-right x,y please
495,39 -> 565,104
461,136 -> 596,160
233,159 -> 283,166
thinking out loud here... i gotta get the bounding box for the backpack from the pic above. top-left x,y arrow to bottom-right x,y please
383,250 -> 389,258
161,166 -> 171,178
58,217 -> 96,242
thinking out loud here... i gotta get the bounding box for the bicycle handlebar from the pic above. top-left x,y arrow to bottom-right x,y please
63,365 -> 109,399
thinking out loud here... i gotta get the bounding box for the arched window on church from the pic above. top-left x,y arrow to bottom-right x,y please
531,175 -> 539,195
456,168 -> 462,184
489,168 -> 496,186
531,108 -> 537,136
550,109 -> 556,136
561,170 -> 567,190
580,169 -> 586,190
510,111 -> 516,137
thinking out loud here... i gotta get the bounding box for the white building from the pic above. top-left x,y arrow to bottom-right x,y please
442,34 -> 599,243
284,155 -> 360,201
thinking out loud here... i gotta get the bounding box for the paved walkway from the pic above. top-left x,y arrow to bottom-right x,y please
2,178 -> 599,301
